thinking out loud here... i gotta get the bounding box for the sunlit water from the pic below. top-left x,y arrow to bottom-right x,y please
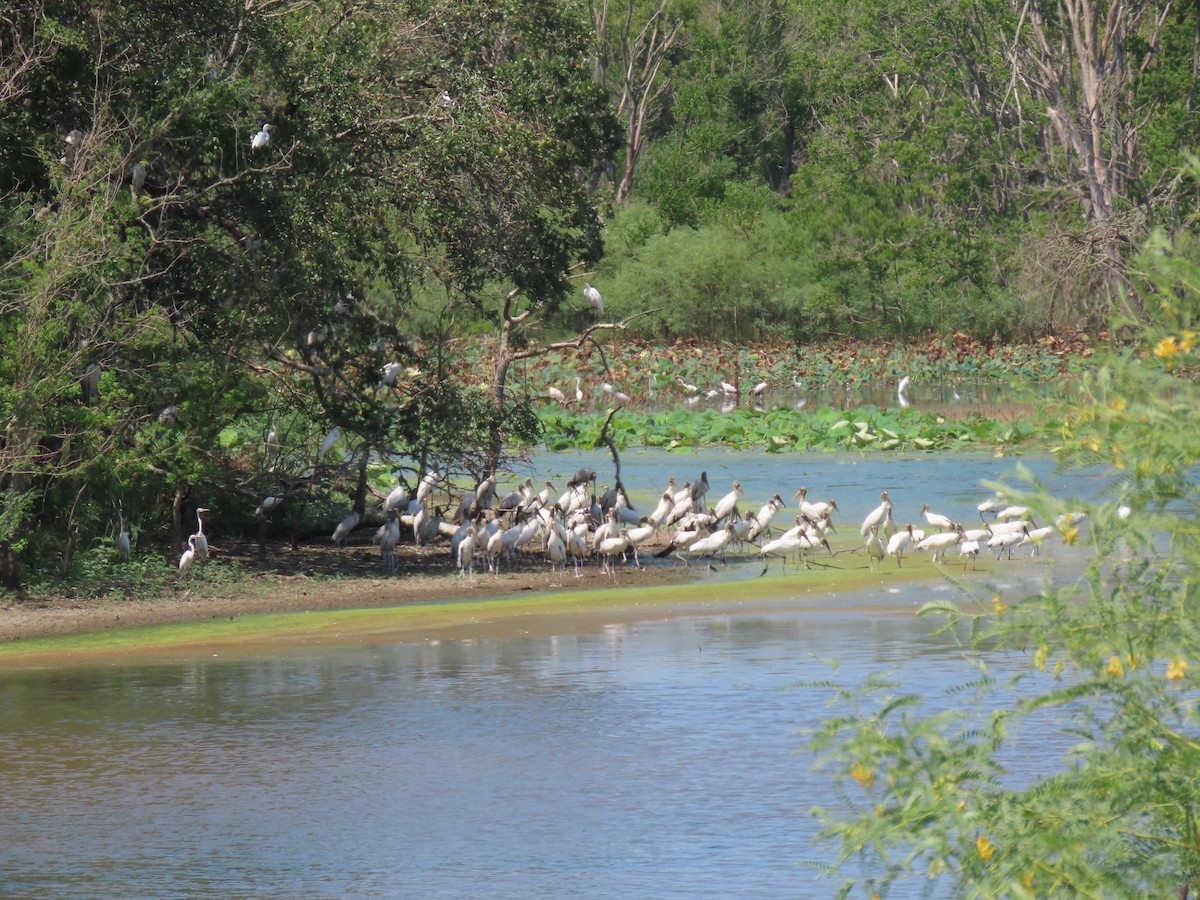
0,451 -> 1109,899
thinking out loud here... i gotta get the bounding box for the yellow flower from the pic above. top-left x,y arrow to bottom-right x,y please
1109,396 -> 1127,412
851,766 -> 875,789
992,595 -> 1008,616
1061,525 -> 1079,546
1106,655 -> 1124,678
1086,436 -> 1101,452
1167,658 -> 1189,682
977,835 -> 995,861
1154,337 -> 1179,359
1181,330 -> 1197,352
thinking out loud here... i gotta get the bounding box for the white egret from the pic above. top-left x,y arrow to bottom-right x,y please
251,122 -> 272,150
720,381 -> 738,396
130,161 -> 146,194
573,377 -> 583,404
583,282 -> 604,316
379,362 -> 403,388
332,511 -> 360,546
115,508 -> 131,561
751,380 -> 769,397
897,375 -> 911,408
159,405 -> 179,424
266,430 -> 281,457
256,495 -> 283,516
319,427 -> 341,459
676,376 -> 699,395
178,535 -> 197,577
438,89 -> 454,108
547,385 -> 566,403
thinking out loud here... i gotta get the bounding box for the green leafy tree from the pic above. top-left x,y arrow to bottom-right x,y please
807,170 -> 1200,896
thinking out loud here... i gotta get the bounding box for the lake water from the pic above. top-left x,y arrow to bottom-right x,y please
0,451 -> 1109,898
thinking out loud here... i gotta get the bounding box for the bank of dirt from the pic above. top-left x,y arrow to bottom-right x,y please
0,534 -> 703,643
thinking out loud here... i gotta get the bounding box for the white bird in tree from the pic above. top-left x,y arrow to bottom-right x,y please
190,507 -> 210,562
256,495 -> 284,517
319,427 -> 341,459
547,384 -> 566,403
583,282 -> 604,316
332,511 -> 360,546
251,122 -> 272,150
921,502 -> 955,532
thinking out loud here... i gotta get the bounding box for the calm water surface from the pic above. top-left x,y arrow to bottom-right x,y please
0,451 -> 1106,899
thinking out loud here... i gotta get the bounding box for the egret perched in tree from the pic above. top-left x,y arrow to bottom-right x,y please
256,495 -> 284,517
251,122 -> 272,150
332,511 -> 360,546
178,535 -> 198,577
547,384 -> 566,403
583,282 -> 603,316
191,507 -> 210,562
130,160 -> 146,194
379,362 -> 403,388
319,427 -> 341,459
438,89 -> 454,108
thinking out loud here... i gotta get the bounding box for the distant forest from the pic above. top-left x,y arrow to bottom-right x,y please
1,0 -> 1197,577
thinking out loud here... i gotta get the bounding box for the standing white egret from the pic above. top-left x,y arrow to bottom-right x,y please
191,507 -> 210,562
897,375 -> 911,408
583,282 -> 604,316
178,535 -> 197,577
251,122 -> 272,150
573,377 -> 583,404
332,511 -> 360,546
116,510 -> 131,561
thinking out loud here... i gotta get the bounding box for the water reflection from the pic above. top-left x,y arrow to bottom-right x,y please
1,601 -> 1065,899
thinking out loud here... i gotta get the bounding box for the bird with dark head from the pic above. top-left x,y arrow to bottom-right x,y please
568,467 -> 596,488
